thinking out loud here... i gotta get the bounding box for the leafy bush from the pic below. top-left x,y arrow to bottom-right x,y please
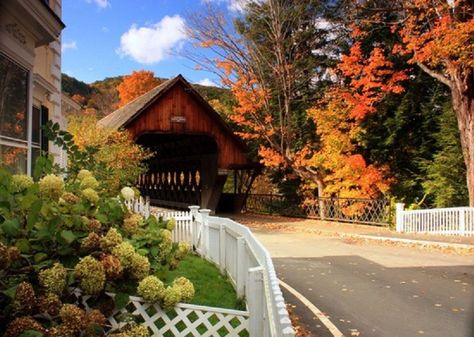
0,148 -> 191,335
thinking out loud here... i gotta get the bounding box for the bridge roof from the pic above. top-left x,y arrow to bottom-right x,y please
99,75 -> 252,169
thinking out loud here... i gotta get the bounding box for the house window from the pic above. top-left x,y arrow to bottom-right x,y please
0,52 -> 29,174
31,105 -> 49,174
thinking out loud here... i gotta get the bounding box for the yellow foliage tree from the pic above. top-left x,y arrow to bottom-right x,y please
305,88 -> 391,200
68,115 -> 152,194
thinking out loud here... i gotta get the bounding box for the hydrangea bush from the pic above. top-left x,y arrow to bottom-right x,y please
0,162 -> 193,336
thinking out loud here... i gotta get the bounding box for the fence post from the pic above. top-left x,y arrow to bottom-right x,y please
396,203 -> 405,232
188,205 -> 200,248
247,266 -> 265,337
199,209 -> 211,259
236,237 -> 246,298
459,208 -> 466,236
137,196 -> 142,214
144,196 -> 150,218
270,193 -> 273,215
219,224 -> 226,273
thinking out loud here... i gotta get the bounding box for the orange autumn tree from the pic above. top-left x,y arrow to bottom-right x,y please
301,84 -> 393,215
117,70 -> 160,107
297,34 -> 408,206
348,0 -> 474,205
338,42 -> 408,119
187,0 -> 395,207
71,94 -> 86,106
306,89 -> 391,200
186,1 -> 331,200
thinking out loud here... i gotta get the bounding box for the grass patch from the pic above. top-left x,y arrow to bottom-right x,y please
159,254 -> 246,310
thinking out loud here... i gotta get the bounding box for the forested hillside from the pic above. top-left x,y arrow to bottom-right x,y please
61,73 -> 234,118
62,74 -> 122,116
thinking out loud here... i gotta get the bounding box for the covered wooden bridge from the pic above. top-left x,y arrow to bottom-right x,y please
99,75 -> 258,212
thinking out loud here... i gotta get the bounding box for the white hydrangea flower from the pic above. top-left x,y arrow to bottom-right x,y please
121,187 -> 135,201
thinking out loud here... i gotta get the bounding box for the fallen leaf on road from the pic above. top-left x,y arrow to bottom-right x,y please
350,328 -> 360,336
286,304 -> 316,337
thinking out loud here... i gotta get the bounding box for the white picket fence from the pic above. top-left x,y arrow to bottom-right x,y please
125,196 -> 151,218
154,210 -> 194,243
396,203 -> 474,237
126,200 -> 295,337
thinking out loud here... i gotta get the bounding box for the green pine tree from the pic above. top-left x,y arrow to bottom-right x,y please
422,104 -> 468,207
360,71 -> 445,206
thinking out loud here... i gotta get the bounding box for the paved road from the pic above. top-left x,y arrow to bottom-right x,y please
255,231 -> 474,337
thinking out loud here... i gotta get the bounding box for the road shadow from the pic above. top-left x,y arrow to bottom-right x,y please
274,256 -> 474,337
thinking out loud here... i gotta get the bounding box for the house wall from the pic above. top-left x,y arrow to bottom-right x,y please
0,0 -> 65,173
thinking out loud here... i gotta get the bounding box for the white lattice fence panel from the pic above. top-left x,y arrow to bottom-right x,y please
79,292 -> 249,337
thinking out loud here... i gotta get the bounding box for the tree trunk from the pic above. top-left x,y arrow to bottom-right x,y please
451,71 -> 474,206
291,165 -> 326,218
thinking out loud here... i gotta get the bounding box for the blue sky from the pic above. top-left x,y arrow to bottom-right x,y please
61,0 -> 247,85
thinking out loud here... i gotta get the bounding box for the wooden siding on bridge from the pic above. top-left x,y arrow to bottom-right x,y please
126,81 -> 249,169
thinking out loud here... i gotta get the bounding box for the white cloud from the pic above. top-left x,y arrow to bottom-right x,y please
117,15 -> 187,65
197,78 -> 217,87
228,0 -> 251,12
201,0 -> 256,12
86,0 -> 110,9
62,41 -> 77,52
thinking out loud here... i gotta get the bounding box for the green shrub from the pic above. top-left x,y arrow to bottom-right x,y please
0,127 -> 192,335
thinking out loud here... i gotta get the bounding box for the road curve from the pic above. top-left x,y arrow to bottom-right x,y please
255,231 -> 474,337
